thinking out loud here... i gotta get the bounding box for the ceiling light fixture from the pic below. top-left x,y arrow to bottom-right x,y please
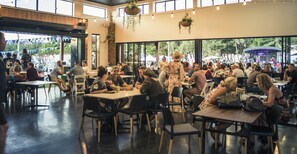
171,12 -> 174,18
192,9 -> 195,15
243,0 -> 247,5
216,5 -> 220,11
94,18 -> 97,22
151,14 -> 154,19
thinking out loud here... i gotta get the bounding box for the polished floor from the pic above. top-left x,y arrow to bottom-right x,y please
2,88 -> 297,154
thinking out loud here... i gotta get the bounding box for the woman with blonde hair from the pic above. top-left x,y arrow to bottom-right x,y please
256,73 -> 290,122
198,76 -> 238,145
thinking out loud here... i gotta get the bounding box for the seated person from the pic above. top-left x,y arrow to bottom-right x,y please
4,53 -> 13,75
90,66 -> 109,93
231,64 -> 245,78
198,77 -> 237,144
26,62 -> 44,81
246,65 -> 262,93
202,64 -> 212,79
140,68 -> 165,108
263,64 -> 274,77
119,63 -> 130,75
107,66 -> 133,91
284,63 -> 297,84
184,63 -> 207,100
257,73 -> 290,123
135,66 -> 145,89
81,60 -> 90,77
9,60 -> 23,81
67,61 -> 84,90
50,60 -> 69,92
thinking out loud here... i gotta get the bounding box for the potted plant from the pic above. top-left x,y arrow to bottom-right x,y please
123,0 -> 141,31
179,13 -> 193,34
124,0 -> 140,15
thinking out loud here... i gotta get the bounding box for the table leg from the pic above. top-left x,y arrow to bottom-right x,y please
201,119 -> 206,154
35,86 -> 38,106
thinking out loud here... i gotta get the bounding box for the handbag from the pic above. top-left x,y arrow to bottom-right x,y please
244,96 -> 265,112
217,94 -> 243,109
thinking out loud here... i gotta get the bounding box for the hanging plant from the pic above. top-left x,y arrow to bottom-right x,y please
123,0 -> 141,31
179,13 -> 193,34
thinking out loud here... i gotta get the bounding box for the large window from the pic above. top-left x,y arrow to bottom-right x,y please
0,0 -> 73,16
154,0 -> 193,13
83,5 -> 106,18
91,34 -> 100,69
198,0 -> 252,7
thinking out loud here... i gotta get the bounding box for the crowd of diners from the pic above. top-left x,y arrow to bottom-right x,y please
1,49 -> 295,147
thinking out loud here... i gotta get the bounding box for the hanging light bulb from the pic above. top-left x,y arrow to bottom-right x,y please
94,18 -> 97,22
243,0 -> 247,5
106,17 -> 109,21
151,14 -> 154,19
134,16 -> 137,20
192,9 -> 195,15
171,12 -> 174,18
216,5 -> 220,11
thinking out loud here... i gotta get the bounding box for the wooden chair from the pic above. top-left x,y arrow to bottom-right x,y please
79,96 -> 117,143
158,107 -> 201,154
199,82 -> 214,97
73,74 -> 86,95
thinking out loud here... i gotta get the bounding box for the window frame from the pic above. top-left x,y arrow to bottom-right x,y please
83,4 -> 107,18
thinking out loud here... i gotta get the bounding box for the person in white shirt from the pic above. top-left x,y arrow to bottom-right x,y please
82,60 -> 89,76
232,63 -> 245,78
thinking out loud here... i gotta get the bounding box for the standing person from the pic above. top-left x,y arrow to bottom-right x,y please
119,63 -> 130,75
166,51 -> 185,95
67,61 -> 84,91
21,49 -> 31,70
10,60 -> 22,82
159,65 -> 168,90
12,53 -> 18,62
183,63 -> 207,99
0,52 -> 9,145
3,53 -> 13,75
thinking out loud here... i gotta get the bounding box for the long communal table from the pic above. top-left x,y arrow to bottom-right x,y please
16,81 -> 56,109
193,106 -> 262,154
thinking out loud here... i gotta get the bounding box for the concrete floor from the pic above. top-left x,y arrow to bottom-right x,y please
2,88 -> 297,154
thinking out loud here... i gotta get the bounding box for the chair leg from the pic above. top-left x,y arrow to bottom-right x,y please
215,133 -> 218,149
158,130 -> 164,153
276,140 -> 282,154
78,117 -> 85,136
139,114 -> 142,129
244,138 -> 248,154
146,113 -> 151,132
113,115 -> 117,136
130,116 -> 133,133
155,114 -> 158,133
181,100 -> 185,122
43,86 -> 47,99
268,136 -> 273,153
48,84 -> 51,93
188,135 -> 191,152
168,139 -> 173,154
98,120 -> 101,143
199,135 -> 202,154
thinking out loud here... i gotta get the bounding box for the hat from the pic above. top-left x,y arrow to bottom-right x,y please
171,51 -> 183,62
112,66 -> 119,71
143,68 -> 155,77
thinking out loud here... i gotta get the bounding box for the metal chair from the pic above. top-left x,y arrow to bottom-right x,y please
243,105 -> 283,154
79,96 -> 117,143
148,93 -> 169,133
168,87 -> 185,121
158,107 -> 201,154
117,94 -> 151,134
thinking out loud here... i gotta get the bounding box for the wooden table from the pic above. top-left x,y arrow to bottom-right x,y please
120,75 -> 135,79
193,106 -> 262,154
85,88 -> 141,100
16,81 -> 56,109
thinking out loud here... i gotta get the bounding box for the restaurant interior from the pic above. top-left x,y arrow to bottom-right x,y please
0,0 -> 297,154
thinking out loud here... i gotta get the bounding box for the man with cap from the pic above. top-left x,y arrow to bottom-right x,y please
107,66 -> 133,91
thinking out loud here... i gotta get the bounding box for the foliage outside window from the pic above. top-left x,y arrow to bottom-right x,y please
91,34 -> 100,69
198,0 -> 252,7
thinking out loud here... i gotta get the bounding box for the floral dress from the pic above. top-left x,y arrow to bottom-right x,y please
166,61 -> 185,94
